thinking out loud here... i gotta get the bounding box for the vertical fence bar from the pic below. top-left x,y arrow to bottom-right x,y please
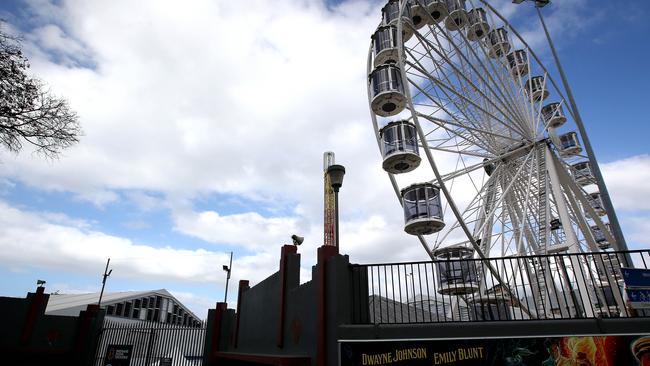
369,264 -> 375,323
424,261 -> 432,322
416,263 -> 423,321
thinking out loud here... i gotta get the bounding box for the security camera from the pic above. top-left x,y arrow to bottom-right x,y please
37,279 -> 46,287
291,234 -> 304,246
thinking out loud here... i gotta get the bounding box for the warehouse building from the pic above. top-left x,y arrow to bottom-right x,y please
45,289 -> 202,327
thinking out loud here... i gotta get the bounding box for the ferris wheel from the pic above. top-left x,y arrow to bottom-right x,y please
366,0 -> 630,318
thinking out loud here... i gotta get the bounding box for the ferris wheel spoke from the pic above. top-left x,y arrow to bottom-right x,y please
433,22 -> 532,135
406,67 -> 527,140
405,48 -> 496,139
433,170 -> 500,249
408,32 -> 527,136
418,121 -> 487,151
407,33 -> 503,128
407,79 -> 501,151
471,149 -> 534,254
509,160 -> 542,254
416,113 -> 522,145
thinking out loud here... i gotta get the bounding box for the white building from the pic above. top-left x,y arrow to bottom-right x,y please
45,289 -> 202,327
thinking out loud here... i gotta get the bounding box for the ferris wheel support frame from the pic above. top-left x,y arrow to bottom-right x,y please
534,7 -> 631,266
480,0 -> 630,267
395,0 -> 536,318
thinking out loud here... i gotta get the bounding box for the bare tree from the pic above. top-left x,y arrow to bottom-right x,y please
0,25 -> 81,158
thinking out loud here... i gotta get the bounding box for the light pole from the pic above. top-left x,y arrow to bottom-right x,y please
326,164 -> 346,250
513,0 -> 630,261
98,258 -> 112,307
223,252 -> 233,303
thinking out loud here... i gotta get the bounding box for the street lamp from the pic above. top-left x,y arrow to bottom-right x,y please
223,252 -> 233,303
326,164 -> 345,250
98,258 -> 112,307
513,0 -> 631,263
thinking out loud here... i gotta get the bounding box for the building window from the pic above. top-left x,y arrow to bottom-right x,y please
146,309 -> 153,321
134,299 -> 141,309
107,305 -> 114,315
116,303 -> 124,316
133,309 -> 139,319
142,298 -> 148,308
156,296 -> 162,308
149,297 -> 155,308
124,302 -> 132,318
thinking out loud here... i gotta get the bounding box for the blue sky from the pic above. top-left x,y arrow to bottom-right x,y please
1,0 -> 649,318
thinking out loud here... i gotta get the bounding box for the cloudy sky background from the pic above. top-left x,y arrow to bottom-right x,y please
0,0 -> 649,317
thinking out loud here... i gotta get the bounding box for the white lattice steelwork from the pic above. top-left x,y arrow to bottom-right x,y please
367,0 -> 628,319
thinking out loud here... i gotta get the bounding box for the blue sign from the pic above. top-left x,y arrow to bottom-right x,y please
626,288 -> 650,309
621,268 -> 650,288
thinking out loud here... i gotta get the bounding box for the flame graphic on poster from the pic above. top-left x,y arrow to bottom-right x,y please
545,336 -> 624,366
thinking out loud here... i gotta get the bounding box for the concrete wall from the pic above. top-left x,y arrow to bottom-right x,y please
236,272 -> 282,353
0,288 -> 105,366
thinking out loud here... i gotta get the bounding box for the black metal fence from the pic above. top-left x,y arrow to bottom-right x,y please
94,318 -> 206,365
351,250 -> 650,324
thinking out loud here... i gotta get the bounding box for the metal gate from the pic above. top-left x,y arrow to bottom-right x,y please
94,318 -> 206,365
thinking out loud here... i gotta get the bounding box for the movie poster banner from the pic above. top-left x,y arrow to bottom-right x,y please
339,334 -> 650,366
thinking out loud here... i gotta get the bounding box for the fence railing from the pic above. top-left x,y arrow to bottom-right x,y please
350,250 -> 650,324
94,318 -> 206,366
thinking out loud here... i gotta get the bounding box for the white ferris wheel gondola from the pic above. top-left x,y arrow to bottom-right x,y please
382,0 -> 414,42
432,246 -> 480,296
467,7 -> 490,41
444,0 -> 468,31
525,75 -> 549,102
587,192 -> 607,217
425,0 -> 449,24
379,120 -> 422,174
541,102 -> 567,129
409,0 -> 430,29
369,64 -> 407,117
507,49 -> 528,77
401,182 -> 445,235
487,27 -> 510,58
371,26 -> 400,67
558,131 -> 582,156
591,223 -> 612,249
571,161 -> 594,186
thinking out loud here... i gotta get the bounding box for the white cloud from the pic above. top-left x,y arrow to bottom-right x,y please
173,209 -> 300,251
0,200 -> 281,287
601,154 -> 650,211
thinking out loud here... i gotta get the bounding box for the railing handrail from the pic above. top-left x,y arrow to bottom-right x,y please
350,249 -> 647,267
